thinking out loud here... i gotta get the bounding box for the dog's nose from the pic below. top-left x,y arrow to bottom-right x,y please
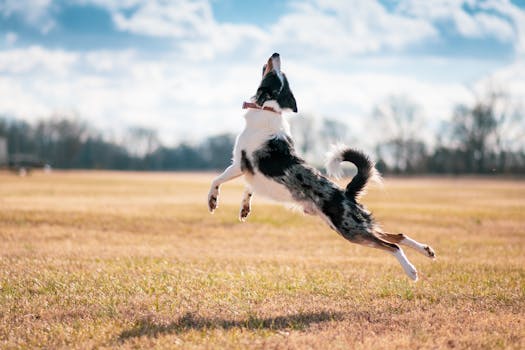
272,52 -> 280,58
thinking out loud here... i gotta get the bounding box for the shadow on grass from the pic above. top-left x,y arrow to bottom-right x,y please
119,311 -> 343,340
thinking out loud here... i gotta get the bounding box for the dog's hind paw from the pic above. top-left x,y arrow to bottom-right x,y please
424,245 -> 436,259
405,264 -> 418,282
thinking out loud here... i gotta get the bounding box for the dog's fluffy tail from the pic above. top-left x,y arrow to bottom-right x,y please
325,144 -> 381,199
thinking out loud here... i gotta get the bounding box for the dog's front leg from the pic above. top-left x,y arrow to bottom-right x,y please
239,188 -> 253,222
208,164 -> 243,213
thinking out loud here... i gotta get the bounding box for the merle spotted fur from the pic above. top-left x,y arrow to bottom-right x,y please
252,136 -> 377,243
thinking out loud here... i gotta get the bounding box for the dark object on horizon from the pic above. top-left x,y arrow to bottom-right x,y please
0,137 -> 50,175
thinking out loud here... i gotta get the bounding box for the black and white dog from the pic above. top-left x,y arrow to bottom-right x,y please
208,53 -> 435,281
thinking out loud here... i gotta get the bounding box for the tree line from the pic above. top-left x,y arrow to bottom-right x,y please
0,89 -> 523,175
370,90 -> 525,175
0,117 -> 235,171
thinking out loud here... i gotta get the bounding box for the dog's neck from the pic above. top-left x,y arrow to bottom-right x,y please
243,100 -> 291,136
242,101 -> 281,114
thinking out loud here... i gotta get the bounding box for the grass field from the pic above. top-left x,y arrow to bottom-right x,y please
0,171 -> 524,349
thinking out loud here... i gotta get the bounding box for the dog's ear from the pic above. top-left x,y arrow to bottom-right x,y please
277,75 -> 298,113
262,64 -> 267,77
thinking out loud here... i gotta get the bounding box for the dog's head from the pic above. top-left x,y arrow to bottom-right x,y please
254,53 -> 297,113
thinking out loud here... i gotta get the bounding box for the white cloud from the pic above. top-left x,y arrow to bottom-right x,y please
267,0 -> 438,57
472,13 -> 514,41
93,0 -> 521,60
0,44 -> 477,147
4,0 -> 522,61
475,60 -> 525,101
397,0 -> 516,43
0,45 -> 258,143
111,0 -> 212,38
0,0 -> 55,33
480,0 -> 525,56
286,59 -> 473,146
83,50 -> 137,73
0,46 -> 78,75
0,0 -> 524,147
179,22 -> 268,60
0,77 -> 52,117
104,0 -> 268,60
5,32 -> 18,45
97,0 -> 440,58
69,0 -> 440,59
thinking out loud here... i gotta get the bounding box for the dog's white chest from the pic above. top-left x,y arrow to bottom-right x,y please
235,109 -> 295,203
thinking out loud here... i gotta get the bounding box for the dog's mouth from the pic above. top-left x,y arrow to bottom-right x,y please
263,52 -> 281,77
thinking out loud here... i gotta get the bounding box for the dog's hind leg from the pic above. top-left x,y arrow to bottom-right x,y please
375,231 -> 435,259
239,188 -> 253,222
208,164 -> 243,213
351,234 -> 419,281
391,244 -> 419,281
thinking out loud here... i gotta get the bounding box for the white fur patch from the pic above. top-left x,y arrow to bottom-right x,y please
325,143 -> 348,179
325,144 -> 383,190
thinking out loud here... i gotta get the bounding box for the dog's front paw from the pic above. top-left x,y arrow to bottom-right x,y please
239,204 -> 250,222
208,186 -> 219,213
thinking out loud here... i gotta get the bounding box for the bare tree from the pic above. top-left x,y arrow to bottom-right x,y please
372,95 -> 427,173
450,86 -> 524,173
290,114 -> 353,165
200,133 -> 236,170
289,113 -> 316,157
320,118 -> 350,145
487,89 -> 525,172
34,115 -> 89,168
451,104 -> 495,172
123,126 -> 160,157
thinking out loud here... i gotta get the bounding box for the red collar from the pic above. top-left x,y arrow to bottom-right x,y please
242,101 -> 281,114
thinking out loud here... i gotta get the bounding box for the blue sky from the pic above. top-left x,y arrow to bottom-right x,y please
0,0 -> 524,146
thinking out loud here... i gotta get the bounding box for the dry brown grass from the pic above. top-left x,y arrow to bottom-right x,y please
0,171 -> 524,349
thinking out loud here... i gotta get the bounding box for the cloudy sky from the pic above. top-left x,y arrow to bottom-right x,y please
0,0 -> 524,145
